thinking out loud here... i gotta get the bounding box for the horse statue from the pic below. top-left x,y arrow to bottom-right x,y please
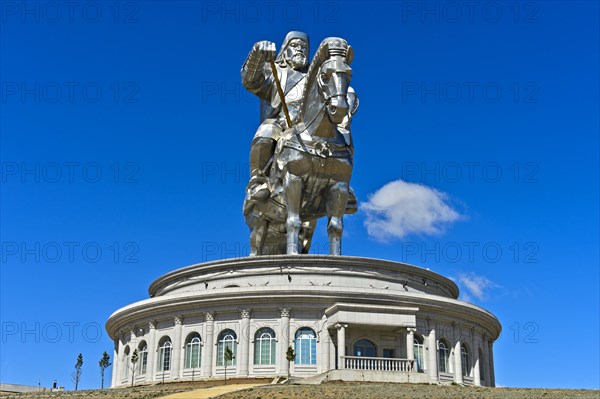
243,37 -> 357,256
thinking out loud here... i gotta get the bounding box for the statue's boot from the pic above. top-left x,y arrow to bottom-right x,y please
248,138 -> 276,201
247,175 -> 270,201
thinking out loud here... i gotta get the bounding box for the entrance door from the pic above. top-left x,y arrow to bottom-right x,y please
353,339 -> 377,357
383,348 -> 395,358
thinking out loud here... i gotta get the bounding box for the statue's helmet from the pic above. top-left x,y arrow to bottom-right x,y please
276,31 -> 309,69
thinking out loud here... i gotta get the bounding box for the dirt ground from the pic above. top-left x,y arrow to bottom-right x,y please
219,382 -> 599,399
2,380 -> 598,399
0,379 -> 269,399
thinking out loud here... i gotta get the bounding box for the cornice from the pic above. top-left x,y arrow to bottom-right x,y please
106,284 -> 500,341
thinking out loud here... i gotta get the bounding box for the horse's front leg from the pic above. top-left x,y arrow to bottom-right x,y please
284,173 -> 303,255
326,181 -> 350,256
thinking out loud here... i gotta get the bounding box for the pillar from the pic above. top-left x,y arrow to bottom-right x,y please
239,309 -> 251,376
111,338 -> 119,387
277,308 -> 291,375
473,330 -> 481,386
336,323 -> 347,369
454,340 -> 463,383
203,312 -> 215,377
489,340 -> 496,387
482,333 -> 491,385
427,328 -> 438,382
171,316 -> 183,380
117,337 -> 124,385
406,327 -> 415,371
146,321 -> 157,381
128,329 -> 137,382
120,332 -> 128,383
320,321 -> 331,373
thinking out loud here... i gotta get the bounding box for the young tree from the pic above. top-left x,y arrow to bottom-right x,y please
223,346 -> 234,385
99,351 -> 112,389
72,353 -> 83,390
129,349 -> 139,387
285,346 -> 295,383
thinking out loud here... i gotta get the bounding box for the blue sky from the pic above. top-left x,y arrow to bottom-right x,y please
1,0 -> 598,391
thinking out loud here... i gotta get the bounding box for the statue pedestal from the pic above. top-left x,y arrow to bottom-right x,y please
107,255 -> 499,387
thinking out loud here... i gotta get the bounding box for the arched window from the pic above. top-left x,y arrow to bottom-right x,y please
254,328 -> 276,365
158,337 -> 172,372
461,344 -> 470,377
414,335 -> 425,372
295,327 -> 316,365
184,333 -> 202,369
138,341 -> 148,375
353,339 -> 377,357
217,329 -> 237,366
438,339 -> 449,373
479,348 -> 485,381
123,345 -> 130,379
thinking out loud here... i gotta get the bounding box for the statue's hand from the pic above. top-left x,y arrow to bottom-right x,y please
254,40 -> 276,62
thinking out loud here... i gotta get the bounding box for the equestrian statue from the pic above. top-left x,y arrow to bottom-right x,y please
241,32 -> 358,256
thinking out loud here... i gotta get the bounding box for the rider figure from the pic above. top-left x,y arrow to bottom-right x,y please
241,31 -> 310,201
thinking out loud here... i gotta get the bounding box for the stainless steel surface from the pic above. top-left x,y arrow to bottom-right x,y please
242,35 -> 358,256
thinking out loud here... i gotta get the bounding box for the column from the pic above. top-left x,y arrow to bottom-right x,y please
239,309 -> 251,376
146,321 -> 157,381
453,340 -> 463,383
320,322 -> 331,373
129,329 -> 137,382
427,328 -> 437,382
335,324 -> 347,369
171,316 -> 183,380
120,332 -> 127,383
406,328 -> 416,371
482,334 -> 491,385
473,330 -> 481,386
111,338 -> 121,387
203,312 -> 215,377
488,340 -> 496,387
277,308 -> 290,375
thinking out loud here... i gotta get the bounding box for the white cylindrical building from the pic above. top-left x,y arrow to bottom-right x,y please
106,255 -> 501,386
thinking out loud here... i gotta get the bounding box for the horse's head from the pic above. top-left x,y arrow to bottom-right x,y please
300,37 -> 354,126
318,38 -> 353,124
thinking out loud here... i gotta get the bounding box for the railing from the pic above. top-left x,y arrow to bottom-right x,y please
342,356 -> 414,372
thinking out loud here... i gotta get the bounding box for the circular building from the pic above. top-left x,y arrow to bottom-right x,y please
106,255 -> 501,387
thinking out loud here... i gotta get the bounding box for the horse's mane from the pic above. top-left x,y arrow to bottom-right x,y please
297,37 -> 352,122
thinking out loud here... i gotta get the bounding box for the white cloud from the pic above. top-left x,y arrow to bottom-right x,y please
458,272 -> 501,301
362,179 -> 462,241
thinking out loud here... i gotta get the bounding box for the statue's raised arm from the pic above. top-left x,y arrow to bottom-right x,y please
241,40 -> 276,99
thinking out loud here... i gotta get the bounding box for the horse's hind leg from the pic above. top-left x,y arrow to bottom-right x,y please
284,173 -> 303,255
250,217 -> 268,256
300,219 -> 317,254
326,181 -> 350,256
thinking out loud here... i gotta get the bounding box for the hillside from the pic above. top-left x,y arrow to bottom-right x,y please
219,382 -> 599,399
2,380 -> 597,399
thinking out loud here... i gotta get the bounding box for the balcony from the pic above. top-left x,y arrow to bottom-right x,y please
341,356 -> 415,372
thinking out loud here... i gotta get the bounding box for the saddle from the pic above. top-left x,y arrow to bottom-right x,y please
279,123 -> 353,159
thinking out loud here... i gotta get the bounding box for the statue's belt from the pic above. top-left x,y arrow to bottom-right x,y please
282,137 -> 352,159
